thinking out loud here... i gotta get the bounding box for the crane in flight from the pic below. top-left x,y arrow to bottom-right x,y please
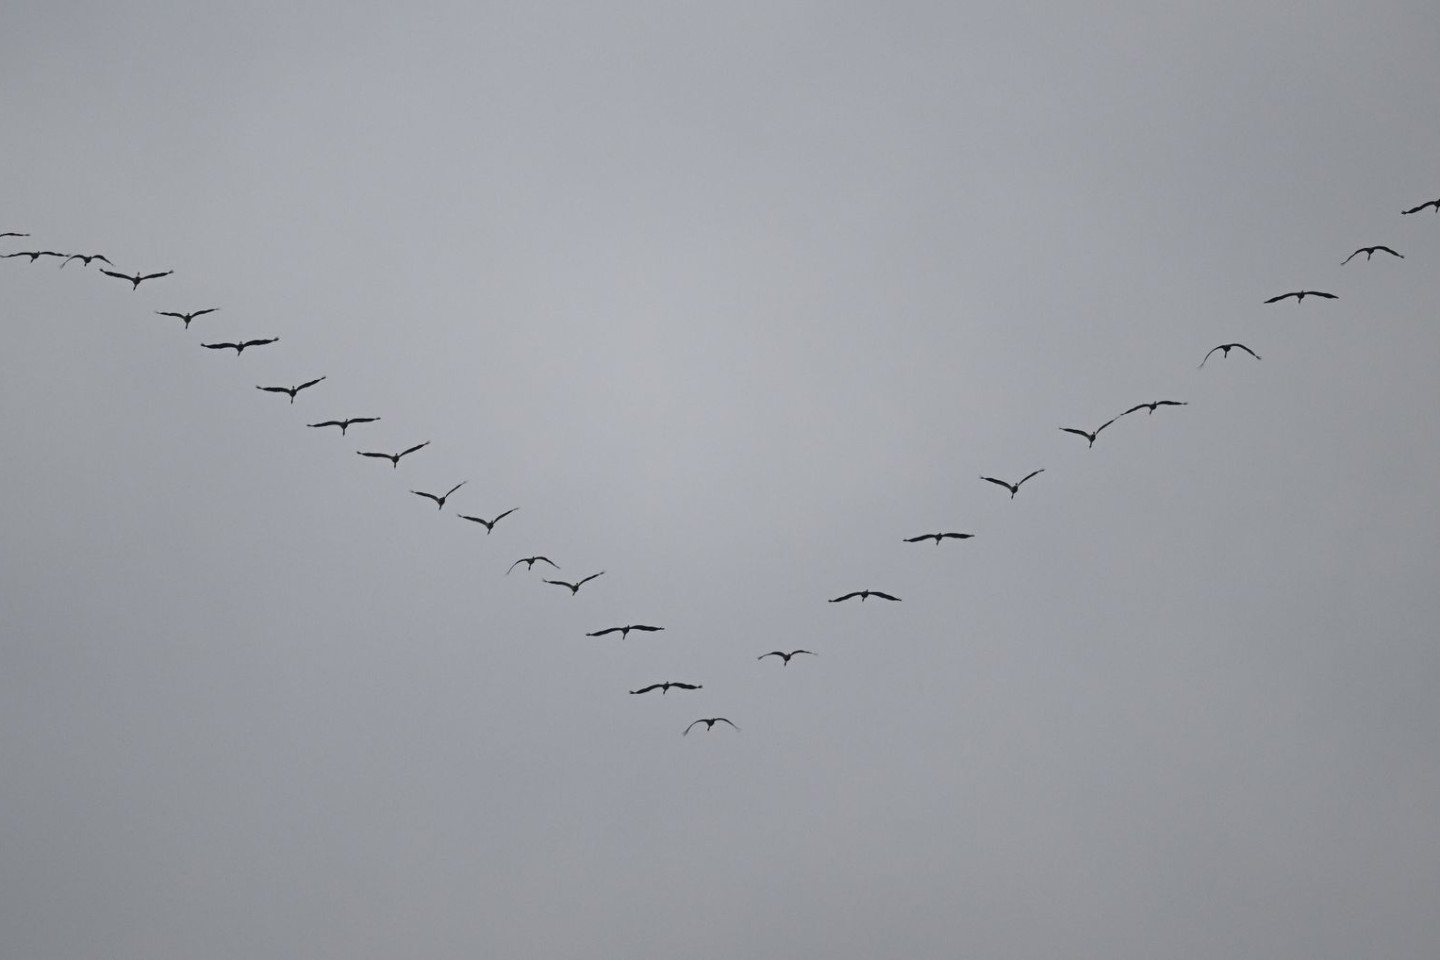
59,253 -> 111,268
507,556 -> 559,575
830,589 -> 901,603
201,337 -> 279,356
758,649 -> 816,666
100,267 -> 173,290
1401,198 -> 1440,215
0,232 -> 29,239
256,377 -> 326,403
1199,344 -> 1261,368
307,416 -> 380,435
155,308 -> 218,329
903,532 -> 974,544
411,481 -> 467,509
1059,418 -> 1118,448
980,469 -> 1044,498
1342,245 -> 1403,264
683,718 -> 738,735
457,508 -> 518,533
629,681 -> 701,695
1264,290 -> 1336,304
543,571 -> 605,595
356,441 -> 430,468
586,624 -> 664,639
1122,400 -> 1187,417
4,250 -> 65,262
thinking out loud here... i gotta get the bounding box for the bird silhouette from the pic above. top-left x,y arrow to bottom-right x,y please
201,337 -> 279,355
507,556 -> 559,574
256,377 -> 326,403
758,649 -> 816,665
1199,343 -> 1261,368
1059,418 -> 1118,448
356,441 -> 430,468
3,250 -> 65,262
830,590 -> 901,603
411,481 -> 466,509
629,681 -> 701,695
0,232 -> 29,239
903,532 -> 974,544
100,268 -> 173,290
586,624 -> 664,638
683,717 -> 738,735
543,572 -> 605,595
1342,245 -> 1403,264
457,508 -> 518,533
1264,290 -> 1337,304
980,469 -> 1045,498
155,308 -> 218,329
1121,400 -> 1187,417
307,417 -> 380,435
59,253 -> 111,268
1401,198 -> 1440,215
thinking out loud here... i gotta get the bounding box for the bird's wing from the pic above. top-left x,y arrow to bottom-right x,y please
411,491 -> 442,504
792,650 -> 817,656
631,684 -> 661,695
191,308 -> 218,318
1341,250 -> 1362,265
490,507 -> 518,524
1018,469 -> 1045,486
871,591 -> 902,601
348,417 -> 379,425
979,476 -> 1012,489
902,535 -> 931,543
542,579 -> 573,589
1059,427 -> 1090,439
1121,404 -> 1148,416
295,377 -> 326,392
1375,246 -> 1403,258
155,311 -> 185,319
1263,292 -> 1294,303
308,421 -> 342,429
99,269 -> 128,280
1311,291 -> 1338,299
758,652 -> 783,660
1156,401 -> 1187,408
716,718 -> 739,730
830,592 -> 861,603
242,338 -> 279,348
139,271 -> 173,282
1199,346 -> 1223,368
60,254 -> 85,266
1234,344 -> 1261,360
682,720 -> 703,735
457,514 -> 486,525
671,683 -> 701,690
536,557 -> 559,569
256,386 -> 289,394
357,451 -> 389,458
506,559 -> 527,574
201,342 -> 237,350
399,441 -> 430,457
587,628 -> 620,637
1094,418 -> 1118,434
939,532 -> 973,540
578,571 -> 605,586
443,481 -> 467,499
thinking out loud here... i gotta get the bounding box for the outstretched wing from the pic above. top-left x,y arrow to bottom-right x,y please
902,534 -> 934,543
1373,245 -> 1403,258
670,682 -> 702,690
295,377 -> 327,392
758,651 -> 784,660
979,476 -> 1013,490
629,625 -> 663,633
1233,344 -> 1261,360
201,342 -> 238,351
1155,401 -> 1187,408
1199,346 -> 1224,368
1263,292 -> 1296,303
715,718 -> 739,730
308,420 -> 343,429
357,451 -> 391,459
345,417 -> 379,426
1094,418 -> 1118,434
587,627 -> 622,637
829,592 -> 861,603
870,591 -> 902,602
99,268 -> 130,281
1017,469 -> 1045,486
442,481 -> 467,499
790,650 -> 817,657
1121,403 -> 1149,416
398,441 -> 430,458
1059,427 -> 1091,440
256,385 -> 290,395
1340,249 -> 1363,265
542,579 -> 574,589
138,271 -> 173,282
535,556 -> 559,570
1308,291 -> 1338,299
457,514 -> 489,526
682,719 -> 704,735
938,532 -> 973,540
577,571 -> 605,587
411,490 -> 443,504
240,338 -> 279,349
630,684 -> 662,695
488,507 -> 518,525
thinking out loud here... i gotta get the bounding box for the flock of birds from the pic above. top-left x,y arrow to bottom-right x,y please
4,195 -> 1437,736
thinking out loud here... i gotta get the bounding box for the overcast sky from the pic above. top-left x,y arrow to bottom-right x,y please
3,2 -> 1440,958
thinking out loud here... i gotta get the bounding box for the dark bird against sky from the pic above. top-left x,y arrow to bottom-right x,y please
1342,245 -> 1403,264
586,624 -> 664,639
410,481 -> 466,509
155,308 -> 218,329
457,508 -> 518,533
100,267 -> 173,289
306,417 -> 380,435
629,681 -> 702,695
1059,419 -> 1118,448
200,337 -> 279,356
59,253 -> 111,268
1122,400 -> 1188,416
829,589 -> 901,603
903,532 -> 974,544
543,571 -> 605,595
356,441 -> 430,468
256,377 -> 326,403
4,250 -> 65,262
1401,198 -> 1440,215
1264,290 -> 1337,304
980,469 -> 1045,499
1199,343 -> 1261,368
758,650 -> 816,665
683,717 -> 738,735
507,556 -> 559,575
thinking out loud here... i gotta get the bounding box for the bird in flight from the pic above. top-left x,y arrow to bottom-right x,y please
758,649 -> 816,665
1122,400 -> 1187,417
1059,418 -> 1118,448
544,572 -> 605,595
356,441 -> 430,468
1342,245 -> 1403,264
457,508 -> 518,533
507,556 -> 559,574
903,532 -> 974,544
630,681 -> 702,695
1264,290 -> 1337,304
1401,198 -> 1440,215
155,308 -> 218,329
256,377 -> 326,403
0,232 -> 29,239
830,589 -> 901,603
100,268 -> 173,290
307,416 -> 380,436
586,624 -> 664,639
3,250 -> 65,262
59,253 -> 112,269
1199,343 -> 1261,368
411,481 -> 467,509
684,717 -> 738,735
980,469 -> 1045,499
201,337 -> 279,355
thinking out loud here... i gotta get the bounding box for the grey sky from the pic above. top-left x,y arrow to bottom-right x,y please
3,2 -> 1439,958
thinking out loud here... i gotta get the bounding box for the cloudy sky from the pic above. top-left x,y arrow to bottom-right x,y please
3,2 -> 1439,957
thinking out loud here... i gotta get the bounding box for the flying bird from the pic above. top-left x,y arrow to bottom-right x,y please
1121,400 -> 1187,416
201,337 -> 279,355
1342,245 -> 1403,264
59,253 -> 112,268
758,649 -> 816,665
1263,290 -> 1337,304
903,532 -> 974,544
3,250 -> 65,262
307,416 -> 380,435
457,508 -> 518,533
256,377 -> 326,403
411,481 -> 467,509
629,681 -> 701,695
683,717 -> 738,735
356,441 -> 430,468
1199,343 -> 1261,368
0,232 -> 29,239
507,556 -> 559,574
1059,418 -> 1118,448
829,589 -> 901,603
586,624 -> 664,639
543,572 -> 605,595
155,308 -> 218,329
100,268 -> 173,290
1401,198 -> 1440,215
980,469 -> 1045,499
